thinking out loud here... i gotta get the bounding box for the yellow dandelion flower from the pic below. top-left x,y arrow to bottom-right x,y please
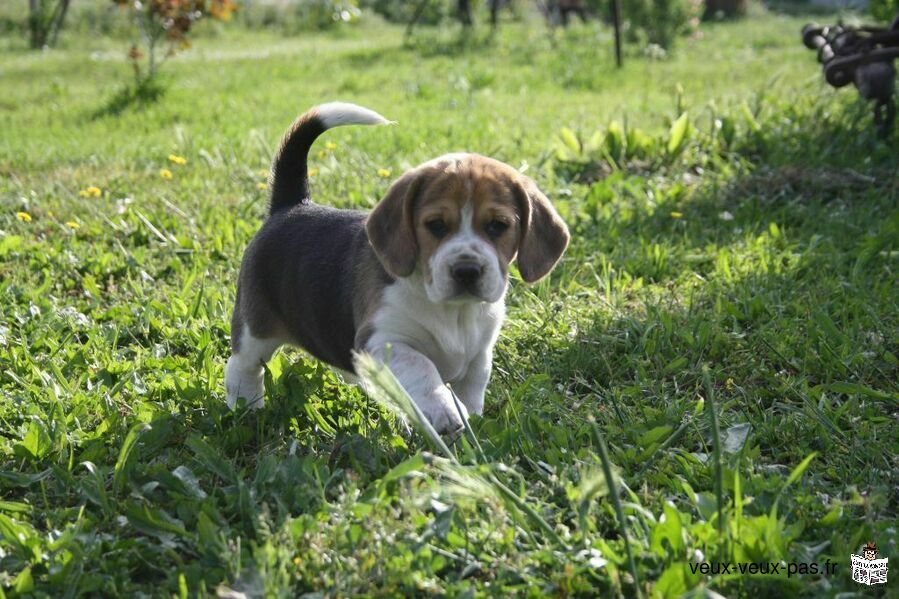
66,221 -> 80,229
168,154 -> 187,166
325,141 -> 337,151
377,168 -> 391,178
16,211 -> 32,222
725,377 -> 735,390
160,168 -> 173,180
308,168 -> 319,178
317,150 -> 327,159
47,211 -> 55,218
77,186 -> 101,197
257,182 -> 269,190
670,211 -> 683,219
293,557 -> 301,566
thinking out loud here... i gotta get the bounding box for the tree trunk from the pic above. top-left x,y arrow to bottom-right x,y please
49,0 -> 70,46
29,0 -> 45,48
703,0 -> 747,19
457,0 -> 473,26
405,0 -> 430,39
28,0 -> 69,49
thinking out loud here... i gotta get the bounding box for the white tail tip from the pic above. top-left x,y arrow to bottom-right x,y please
316,102 -> 394,129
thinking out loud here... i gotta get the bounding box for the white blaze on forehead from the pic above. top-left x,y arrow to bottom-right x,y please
459,202 -> 475,236
417,153 -> 473,173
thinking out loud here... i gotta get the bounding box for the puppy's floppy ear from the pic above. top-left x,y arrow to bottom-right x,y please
366,168 -> 426,278
515,176 -> 570,283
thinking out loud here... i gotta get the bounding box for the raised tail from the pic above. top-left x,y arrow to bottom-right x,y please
269,102 -> 392,214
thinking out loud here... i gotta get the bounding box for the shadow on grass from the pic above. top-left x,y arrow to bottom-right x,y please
90,77 -> 167,120
493,93 -> 897,491
541,92 -> 894,370
482,102 -> 898,590
402,24 -> 502,58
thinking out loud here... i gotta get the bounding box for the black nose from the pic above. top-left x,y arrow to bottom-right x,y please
451,262 -> 483,286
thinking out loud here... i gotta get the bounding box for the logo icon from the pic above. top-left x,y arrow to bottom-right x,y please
851,541 -> 888,586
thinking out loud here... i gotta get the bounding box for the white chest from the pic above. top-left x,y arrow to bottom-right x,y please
368,280 -> 505,383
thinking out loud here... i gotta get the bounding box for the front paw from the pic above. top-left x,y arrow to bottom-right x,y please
225,357 -> 265,410
415,390 -> 469,435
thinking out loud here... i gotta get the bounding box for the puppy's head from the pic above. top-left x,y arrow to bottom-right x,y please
366,154 -> 569,303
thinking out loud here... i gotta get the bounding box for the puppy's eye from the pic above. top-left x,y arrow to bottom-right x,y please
485,219 -> 509,238
426,219 -> 449,238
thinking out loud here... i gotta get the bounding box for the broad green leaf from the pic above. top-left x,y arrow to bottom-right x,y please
650,503 -> 685,557
197,511 -> 223,549
722,423 -> 751,454
819,505 -> 842,526
12,420 -> 53,462
0,501 -> 32,514
640,425 -> 673,446
667,112 -> 690,156
0,235 -> 23,257
605,121 -> 625,162
626,127 -> 654,159
380,453 -> 426,485
784,452 -> 817,487
662,356 -> 688,375
741,102 -> 760,132
0,469 -> 52,488
719,116 -> 735,146
559,127 -> 581,154
114,423 -> 151,494
826,382 -> 896,401
186,436 -> 237,483
172,465 -> 207,499
14,567 -> 34,594
81,461 -> 112,514
125,503 -> 188,539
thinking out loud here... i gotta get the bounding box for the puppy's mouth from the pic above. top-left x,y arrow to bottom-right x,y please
448,288 -> 488,302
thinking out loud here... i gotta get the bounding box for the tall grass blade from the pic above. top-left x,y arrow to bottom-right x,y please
703,366 -> 725,544
113,422 -> 151,495
354,352 -> 455,461
591,419 -> 642,599
449,387 -> 488,464
772,452 -> 818,515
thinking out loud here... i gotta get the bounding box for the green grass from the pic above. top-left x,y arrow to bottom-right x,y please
1,8 -> 898,597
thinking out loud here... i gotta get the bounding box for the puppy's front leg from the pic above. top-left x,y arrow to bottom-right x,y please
450,349 -> 492,416
368,342 -> 468,434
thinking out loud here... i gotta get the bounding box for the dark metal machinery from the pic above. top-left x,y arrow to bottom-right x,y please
802,15 -> 899,137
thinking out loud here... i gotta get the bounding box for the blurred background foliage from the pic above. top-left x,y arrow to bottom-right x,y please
3,0 -> 894,54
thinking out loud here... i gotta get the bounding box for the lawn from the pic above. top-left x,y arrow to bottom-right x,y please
1,6 -> 897,597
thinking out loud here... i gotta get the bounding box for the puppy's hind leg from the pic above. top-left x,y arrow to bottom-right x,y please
225,322 -> 282,410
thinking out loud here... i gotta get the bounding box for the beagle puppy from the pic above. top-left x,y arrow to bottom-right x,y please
225,103 -> 569,433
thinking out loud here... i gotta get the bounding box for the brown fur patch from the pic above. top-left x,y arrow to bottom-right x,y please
412,156 -> 523,283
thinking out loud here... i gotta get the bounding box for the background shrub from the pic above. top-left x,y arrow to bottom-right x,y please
361,0 -> 449,26
236,0 -> 361,31
869,0 -> 899,23
296,0 -> 360,30
622,0 -> 703,49
703,0 -> 747,20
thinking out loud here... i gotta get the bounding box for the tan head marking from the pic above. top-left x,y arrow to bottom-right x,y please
368,154 -> 568,301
